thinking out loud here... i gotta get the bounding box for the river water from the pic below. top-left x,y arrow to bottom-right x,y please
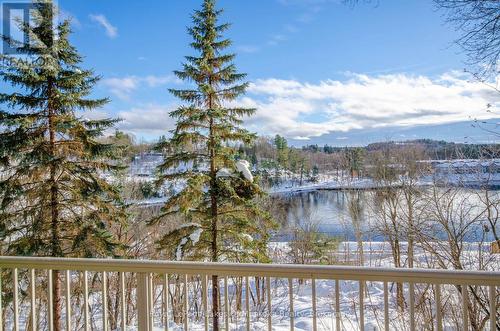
271,188 -> 499,242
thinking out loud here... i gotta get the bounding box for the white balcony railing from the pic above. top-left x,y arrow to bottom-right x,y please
0,256 -> 498,331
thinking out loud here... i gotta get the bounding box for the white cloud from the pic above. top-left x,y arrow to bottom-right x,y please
143,75 -> 180,87
99,71 -> 500,142
102,75 -> 179,100
77,105 -> 176,139
268,34 -> 288,46
240,71 -> 500,139
116,104 -> 176,136
236,45 -> 260,53
284,24 -> 299,33
89,14 -> 118,38
102,77 -> 138,101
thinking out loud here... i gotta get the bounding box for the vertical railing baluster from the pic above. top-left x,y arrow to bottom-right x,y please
312,278 -> 317,331
490,286 -> 496,331
266,276 -> 272,331
359,281 -> 364,331
149,273 -> 154,330
289,278 -> 294,331
13,268 -> 19,331
435,284 -> 442,331
83,271 -> 89,331
163,274 -> 169,331
120,272 -> 126,331
409,282 -> 415,331
335,280 -> 340,331
184,274 -> 189,331
224,276 -> 230,331
30,269 -> 37,331
65,270 -> 71,331
102,272 -> 108,331
462,285 -> 468,331
137,273 -> 149,331
202,275 -> 208,331
383,281 -> 389,331
48,270 -> 54,331
245,276 -> 250,331
0,269 -> 2,331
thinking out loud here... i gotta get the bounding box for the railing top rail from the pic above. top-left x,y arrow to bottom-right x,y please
0,256 -> 499,285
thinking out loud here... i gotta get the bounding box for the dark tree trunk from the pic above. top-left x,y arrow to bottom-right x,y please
209,104 -> 220,330
48,78 -> 62,331
236,278 -> 242,312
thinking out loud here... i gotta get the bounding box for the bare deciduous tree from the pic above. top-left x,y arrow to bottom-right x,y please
434,0 -> 500,78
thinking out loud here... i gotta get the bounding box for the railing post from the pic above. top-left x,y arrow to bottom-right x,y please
65,270 -> 71,331
289,278 -> 294,331
48,270 -> 53,331
312,278 -> 317,331
120,272 -> 127,331
102,272 -> 109,331
462,285 -> 468,331
83,271 -> 89,331
202,274 -> 208,331
163,274 -> 169,331
148,273 -> 154,330
490,286 -> 496,331
13,268 -> 19,331
409,282 -> 415,331
435,284 -> 442,331
246,276 -> 251,331
383,281 -> 389,331
30,269 -> 36,331
0,269 -> 2,331
335,280 -> 341,331
184,274 -> 189,331
359,281 -> 365,331
137,273 -> 150,331
266,276 -> 272,331
225,276 -> 230,331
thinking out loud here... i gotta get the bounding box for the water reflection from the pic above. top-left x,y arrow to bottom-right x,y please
271,188 -> 498,242
271,190 -> 375,241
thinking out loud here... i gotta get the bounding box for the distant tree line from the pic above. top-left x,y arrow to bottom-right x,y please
301,139 -> 499,159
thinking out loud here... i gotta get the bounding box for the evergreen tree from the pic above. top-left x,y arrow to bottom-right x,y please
345,147 -> 364,178
151,1 -> 275,329
274,134 -> 289,178
0,2 -> 126,329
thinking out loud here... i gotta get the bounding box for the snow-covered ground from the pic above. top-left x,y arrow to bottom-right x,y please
269,175 -> 379,195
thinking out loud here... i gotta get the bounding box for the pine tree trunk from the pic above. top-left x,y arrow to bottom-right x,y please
48,78 -> 62,331
236,278 -> 242,312
173,277 -> 183,324
209,113 -> 220,330
110,276 -> 118,331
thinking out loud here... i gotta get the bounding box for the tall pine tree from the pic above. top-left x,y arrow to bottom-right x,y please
0,2 -> 126,329
152,0 -> 275,329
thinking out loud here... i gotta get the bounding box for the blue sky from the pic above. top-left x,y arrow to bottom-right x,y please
23,1 -> 500,144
